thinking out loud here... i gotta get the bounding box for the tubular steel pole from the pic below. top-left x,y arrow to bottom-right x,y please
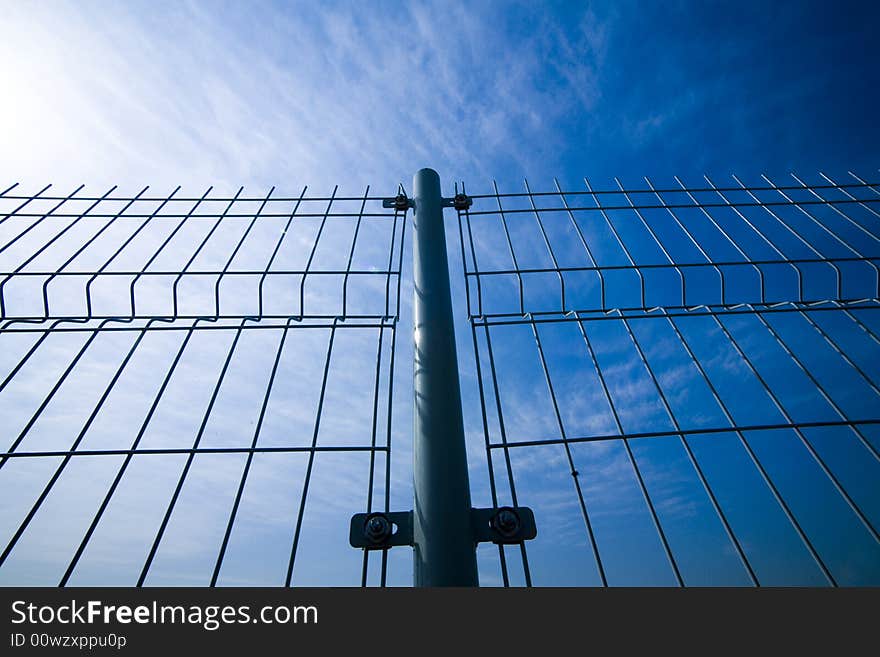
412,168 -> 479,586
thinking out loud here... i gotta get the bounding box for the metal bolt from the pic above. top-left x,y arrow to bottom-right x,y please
452,193 -> 472,210
492,507 -> 521,539
364,513 -> 392,544
394,194 -> 410,211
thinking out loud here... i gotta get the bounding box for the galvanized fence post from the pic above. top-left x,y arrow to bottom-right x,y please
350,169 -> 535,584
411,168 -> 479,586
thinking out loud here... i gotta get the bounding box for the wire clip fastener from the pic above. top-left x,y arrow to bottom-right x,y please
441,194 -> 473,210
382,194 -> 414,210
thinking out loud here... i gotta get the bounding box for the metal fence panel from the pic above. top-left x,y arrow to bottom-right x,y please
1,172 -> 878,586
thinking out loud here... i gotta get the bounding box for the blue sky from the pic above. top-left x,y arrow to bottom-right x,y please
4,1 -> 879,190
0,0 -> 878,586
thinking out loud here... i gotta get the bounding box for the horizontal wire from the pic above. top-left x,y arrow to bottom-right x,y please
0,315 -> 399,329
487,418 -> 880,450
468,180 -> 880,199
471,299 -> 880,325
0,269 -> 401,276
0,445 -> 389,458
1,180 -> 876,203
1,211 -> 400,219
0,193 -> 401,203
464,255 -> 880,277
465,196 -> 880,216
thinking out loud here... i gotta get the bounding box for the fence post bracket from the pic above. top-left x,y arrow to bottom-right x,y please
472,506 -> 537,545
382,194 -> 414,210
349,506 -> 537,551
442,194 -> 472,210
349,511 -> 414,550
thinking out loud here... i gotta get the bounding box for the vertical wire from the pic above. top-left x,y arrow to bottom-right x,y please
579,179 -> 684,584
393,194 -> 408,316
673,176 -> 765,304
662,308 -> 836,585
489,181 -> 531,582
1,186 -> 111,318
128,187 -> 213,319
170,188 -> 241,319
617,314 -> 759,585
455,185 -> 473,319
455,187 -> 508,583
522,180 -> 605,583
258,187 -> 307,319
703,175 -> 804,303
847,171 -> 880,197
673,183 -> 880,510
481,321 -> 532,585
524,180 -> 608,586
762,173 -> 869,286
380,320 -> 397,587
211,322 -> 291,586
528,318 -> 608,585
524,179 -> 565,310
82,186 -> 181,317
383,191 -> 401,319
732,174 -> 843,298
614,177 -> 689,305
572,312 -> 683,586
361,322 -> 385,587
553,178 -> 606,308
644,177 -> 726,305
380,202 -> 407,587
0,183 -> 51,227
708,180 -> 880,466
746,311 -> 880,540
214,187 -> 275,317
651,184 -> 854,582
833,301 -> 880,345
463,182 -> 484,317
0,317 -> 70,394
41,187 -> 149,318
0,184 -> 83,258
584,177 -> 646,309
0,316 -> 149,567
0,321 -> 109,469
789,174 -> 880,245
457,197 -> 509,585
60,317 -> 202,586
298,187 -> 338,319
797,308 -> 880,394
790,174 -> 880,298
492,181 -> 525,316
136,318 -> 249,586
285,317 -> 339,587
819,173 -> 880,220
470,324 -> 510,586
342,186 -> 370,318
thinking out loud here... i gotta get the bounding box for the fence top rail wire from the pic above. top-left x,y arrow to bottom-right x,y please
5,178 -> 876,202
0,182 -> 409,321
456,173 -> 880,318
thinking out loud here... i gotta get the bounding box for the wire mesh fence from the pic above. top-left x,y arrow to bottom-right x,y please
0,184 -> 408,586
1,171 -> 878,586
456,173 -> 880,586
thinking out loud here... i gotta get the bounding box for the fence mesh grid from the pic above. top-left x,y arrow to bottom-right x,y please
0,184 -> 407,586
456,173 -> 880,586
1,172 -> 878,586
